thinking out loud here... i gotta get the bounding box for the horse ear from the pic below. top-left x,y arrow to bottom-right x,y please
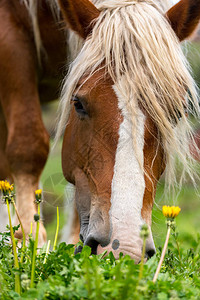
166,0 -> 200,41
58,0 -> 100,39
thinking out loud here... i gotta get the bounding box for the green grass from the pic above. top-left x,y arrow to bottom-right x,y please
1,225 -> 200,299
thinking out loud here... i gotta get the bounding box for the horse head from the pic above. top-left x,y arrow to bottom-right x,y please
57,0 -> 200,262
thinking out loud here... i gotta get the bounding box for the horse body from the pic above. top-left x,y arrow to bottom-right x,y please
0,0 -> 68,243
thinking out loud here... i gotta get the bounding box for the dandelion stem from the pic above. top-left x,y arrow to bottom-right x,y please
30,222 -> 33,235
173,230 -> 181,261
38,240 -> 51,281
153,227 -> 171,283
43,240 -> 51,265
176,239 -> 181,261
30,203 -> 40,288
6,199 -> 21,295
139,237 -> 146,280
12,200 -> 26,264
53,206 -> 59,251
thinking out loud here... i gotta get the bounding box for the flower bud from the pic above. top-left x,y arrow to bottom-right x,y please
34,214 -> 40,222
140,224 -> 149,239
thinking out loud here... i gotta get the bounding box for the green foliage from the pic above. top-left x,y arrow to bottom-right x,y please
0,228 -> 200,299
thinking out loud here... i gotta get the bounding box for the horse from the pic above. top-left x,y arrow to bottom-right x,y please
0,0 -> 172,245
56,0 -> 200,262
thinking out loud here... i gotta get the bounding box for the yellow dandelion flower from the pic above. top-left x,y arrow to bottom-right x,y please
35,189 -> 42,204
35,189 -> 42,196
171,206 -> 181,218
0,180 -> 14,193
162,205 -> 181,219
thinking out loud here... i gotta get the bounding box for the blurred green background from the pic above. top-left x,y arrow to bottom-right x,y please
40,42 -> 200,250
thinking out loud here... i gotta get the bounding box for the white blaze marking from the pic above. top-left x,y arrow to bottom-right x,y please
109,85 -> 145,247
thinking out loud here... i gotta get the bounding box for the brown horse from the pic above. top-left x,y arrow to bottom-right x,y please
0,0 -> 69,244
57,0 -> 200,261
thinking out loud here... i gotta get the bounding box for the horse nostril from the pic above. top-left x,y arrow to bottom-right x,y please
84,236 -> 99,255
146,248 -> 156,259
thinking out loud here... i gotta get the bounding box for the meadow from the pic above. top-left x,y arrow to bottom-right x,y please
0,190 -> 200,299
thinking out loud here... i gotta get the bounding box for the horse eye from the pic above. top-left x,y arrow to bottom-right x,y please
72,96 -> 87,117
